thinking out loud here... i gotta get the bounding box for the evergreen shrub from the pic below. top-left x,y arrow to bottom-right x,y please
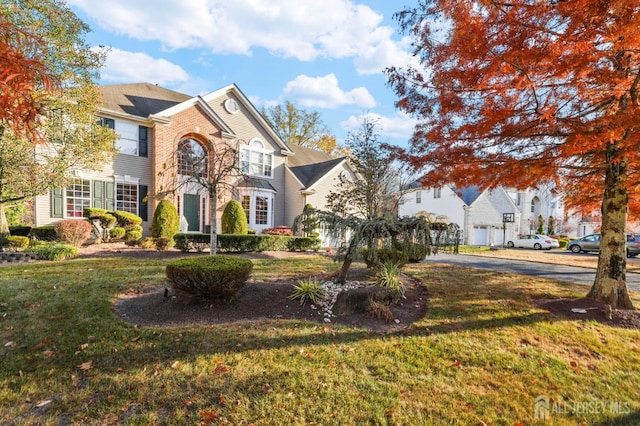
166,255 -> 253,301
151,200 -> 179,242
29,225 -> 57,241
1,235 -> 30,252
221,200 -> 248,234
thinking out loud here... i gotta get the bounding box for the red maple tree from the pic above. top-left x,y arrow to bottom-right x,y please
0,17 -> 54,139
387,1 -> 640,308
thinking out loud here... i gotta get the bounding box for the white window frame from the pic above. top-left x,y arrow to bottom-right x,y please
66,178 -> 91,218
114,121 -> 139,156
416,190 -> 422,204
240,138 -> 273,178
116,182 -> 139,215
237,189 -> 275,231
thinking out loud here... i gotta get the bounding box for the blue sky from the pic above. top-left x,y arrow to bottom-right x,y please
67,0 -> 420,148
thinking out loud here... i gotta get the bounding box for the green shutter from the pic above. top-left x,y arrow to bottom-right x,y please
92,180 -> 104,209
138,126 -> 148,157
138,185 -> 148,221
105,181 -> 115,210
51,188 -> 64,218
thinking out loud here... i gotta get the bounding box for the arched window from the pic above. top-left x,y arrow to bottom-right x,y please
178,138 -> 207,177
240,138 -> 273,177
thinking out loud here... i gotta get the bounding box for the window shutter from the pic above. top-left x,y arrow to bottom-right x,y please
138,185 -> 148,221
98,117 -> 115,129
51,188 -> 64,218
105,181 -> 115,210
92,180 -> 104,209
138,126 -> 148,157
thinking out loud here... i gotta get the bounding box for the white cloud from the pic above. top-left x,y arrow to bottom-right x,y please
341,111 -> 417,142
70,0 -> 413,72
98,48 -> 190,85
283,74 -> 375,109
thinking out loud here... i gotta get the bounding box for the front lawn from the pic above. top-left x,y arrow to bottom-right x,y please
1,254 -> 639,424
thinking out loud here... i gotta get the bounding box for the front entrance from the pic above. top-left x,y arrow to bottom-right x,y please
183,194 -> 200,232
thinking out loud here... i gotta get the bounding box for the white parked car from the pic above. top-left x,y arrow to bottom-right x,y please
506,234 -> 559,250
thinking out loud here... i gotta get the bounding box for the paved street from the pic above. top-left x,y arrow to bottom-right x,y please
422,253 -> 640,292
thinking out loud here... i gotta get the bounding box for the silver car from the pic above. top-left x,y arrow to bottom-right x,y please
567,233 -> 640,257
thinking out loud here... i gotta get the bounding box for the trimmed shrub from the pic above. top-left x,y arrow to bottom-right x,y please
286,236 -> 321,252
112,210 -> 142,230
8,226 -> 31,237
263,226 -> 293,236
360,247 -> 409,268
54,219 -> 92,247
85,208 -> 117,228
1,235 -> 30,252
221,200 -> 248,234
138,237 -> 156,249
166,255 -> 253,301
110,227 -> 126,239
125,230 -> 142,242
154,236 -> 174,251
29,241 -> 78,261
30,225 -> 57,241
151,200 -> 179,242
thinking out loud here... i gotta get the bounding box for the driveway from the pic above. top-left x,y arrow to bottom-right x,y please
423,253 -> 640,293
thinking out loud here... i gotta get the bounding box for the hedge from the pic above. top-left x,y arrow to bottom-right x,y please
174,233 -> 320,253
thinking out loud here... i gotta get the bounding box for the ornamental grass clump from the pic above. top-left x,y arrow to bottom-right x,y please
375,261 -> 405,298
288,277 -> 326,305
166,255 -> 253,302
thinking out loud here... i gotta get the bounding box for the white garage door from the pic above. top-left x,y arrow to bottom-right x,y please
473,226 -> 488,245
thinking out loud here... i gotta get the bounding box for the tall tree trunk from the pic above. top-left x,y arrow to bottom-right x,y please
587,148 -> 634,309
0,202 -> 9,238
209,191 -> 218,255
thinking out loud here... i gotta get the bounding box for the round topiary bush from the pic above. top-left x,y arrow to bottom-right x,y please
166,255 -> 253,302
221,200 -> 248,234
151,200 -> 179,241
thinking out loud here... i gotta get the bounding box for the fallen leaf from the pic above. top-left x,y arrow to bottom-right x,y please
199,410 -> 218,424
214,364 -> 229,374
4,341 -> 16,347
171,361 -> 180,369
570,361 -> 578,368
454,360 -> 462,368
77,360 -> 92,370
262,383 -> 273,393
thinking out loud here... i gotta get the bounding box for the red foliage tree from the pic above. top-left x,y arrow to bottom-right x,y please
387,1 -> 640,308
0,17 -> 54,139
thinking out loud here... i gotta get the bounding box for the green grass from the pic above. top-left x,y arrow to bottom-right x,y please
1,254 -> 639,424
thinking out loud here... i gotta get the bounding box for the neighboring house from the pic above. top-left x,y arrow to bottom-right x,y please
32,82 -> 350,237
399,183 -> 567,246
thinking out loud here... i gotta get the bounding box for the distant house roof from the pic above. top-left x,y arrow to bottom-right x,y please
287,145 -> 346,188
99,83 -> 192,118
454,186 -> 482,205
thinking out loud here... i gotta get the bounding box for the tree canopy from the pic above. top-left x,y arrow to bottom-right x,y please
0,0 -> 115,235
260,101 -> 339,155
326,117 -> 408,219
386,0 -> 640,308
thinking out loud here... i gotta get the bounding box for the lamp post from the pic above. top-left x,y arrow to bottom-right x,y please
502,213 -> 515,247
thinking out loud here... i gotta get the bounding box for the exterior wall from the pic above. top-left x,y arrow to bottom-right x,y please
205,93 -> 289,228
466,189 -> 517,246
283,170 -> 305,229
399,186 -> 466,227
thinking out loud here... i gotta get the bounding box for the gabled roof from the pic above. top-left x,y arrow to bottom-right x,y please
99,83 -> 192,118
202,84 -> 293,155
453,186 -> 482,206
287,145 -> 347,189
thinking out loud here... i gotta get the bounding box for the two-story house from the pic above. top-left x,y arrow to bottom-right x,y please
32,82 -> 354,237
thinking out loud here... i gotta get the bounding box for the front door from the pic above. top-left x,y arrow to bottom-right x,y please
183,194 -> 200,232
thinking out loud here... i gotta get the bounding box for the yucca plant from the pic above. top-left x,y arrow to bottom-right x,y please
375,261 -> 405,298
288,277 -> 326,305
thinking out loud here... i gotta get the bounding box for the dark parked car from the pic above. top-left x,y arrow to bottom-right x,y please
567,233 -> 640,257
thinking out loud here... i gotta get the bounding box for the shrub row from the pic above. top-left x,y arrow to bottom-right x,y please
174,233 -> 321,253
